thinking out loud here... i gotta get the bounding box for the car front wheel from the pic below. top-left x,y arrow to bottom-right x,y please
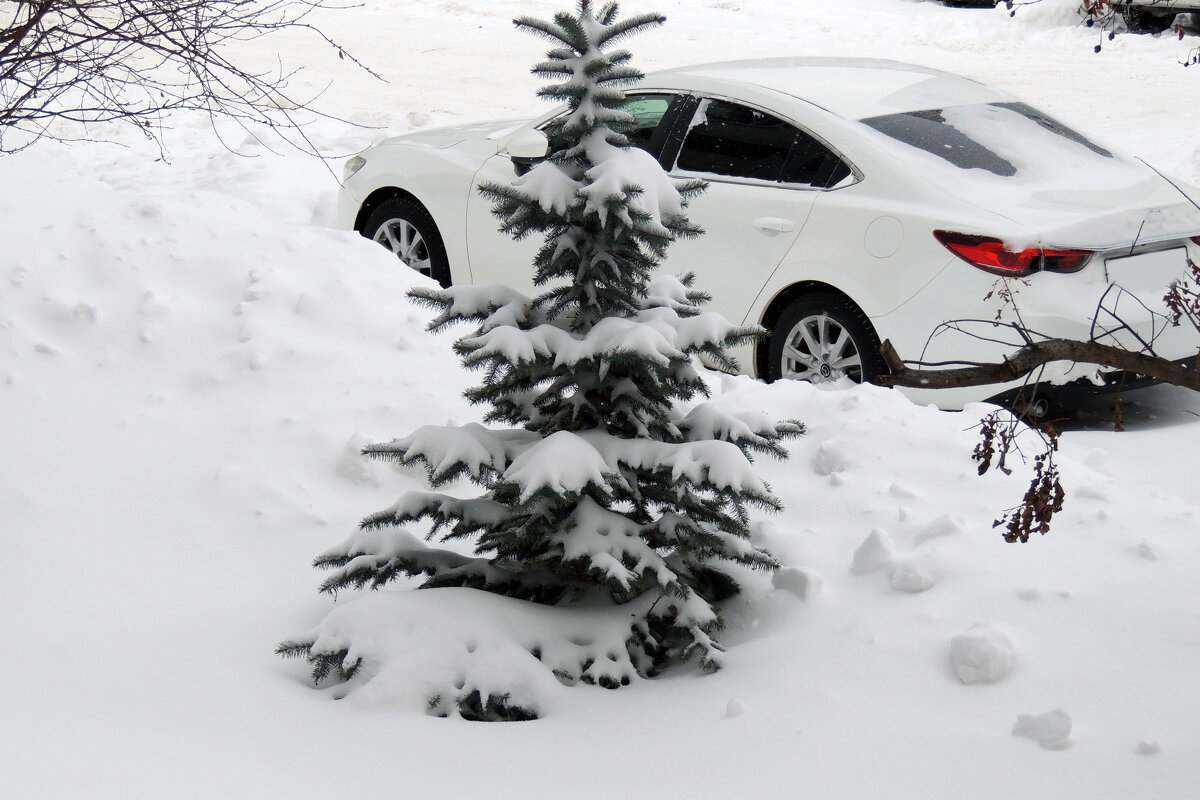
767,293 -> 885,385
362,198 -> 451,288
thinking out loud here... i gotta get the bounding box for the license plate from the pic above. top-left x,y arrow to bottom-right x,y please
1104,246 -> 1189,294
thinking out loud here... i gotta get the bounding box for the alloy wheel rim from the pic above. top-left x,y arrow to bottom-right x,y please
781,313 -> 863,383
373,219 -> 432,276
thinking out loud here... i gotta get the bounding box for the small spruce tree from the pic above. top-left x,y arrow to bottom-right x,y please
280,0 -> 802,701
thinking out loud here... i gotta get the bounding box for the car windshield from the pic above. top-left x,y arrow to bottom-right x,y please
861,102 -> 1119,178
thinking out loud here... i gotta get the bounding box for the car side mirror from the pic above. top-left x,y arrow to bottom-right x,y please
506,128 -> 549,176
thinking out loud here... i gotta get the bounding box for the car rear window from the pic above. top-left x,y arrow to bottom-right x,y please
861,102 -> 1116,178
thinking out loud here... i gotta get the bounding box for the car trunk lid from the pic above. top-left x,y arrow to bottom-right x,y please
860,100 -> 1200,249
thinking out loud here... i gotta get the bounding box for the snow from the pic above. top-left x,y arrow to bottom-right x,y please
1012,708 -> 1074,749
294,587 -> 650,713
514,162 -> 580,216
950,623 -> 1018,684
579,138 -> 688,235
771,565 -> 824,600
503,430 -> 610,501
461,303 -> 740,368
850,527 -> 897,575
4,0 -> 1200,797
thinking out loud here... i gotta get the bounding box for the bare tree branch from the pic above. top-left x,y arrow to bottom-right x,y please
876,337 -> 1200,392
879,257 -> 1200,393
0,0 -> 379,155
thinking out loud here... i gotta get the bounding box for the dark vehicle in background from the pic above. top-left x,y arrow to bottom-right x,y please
1111,1 -> 1200,33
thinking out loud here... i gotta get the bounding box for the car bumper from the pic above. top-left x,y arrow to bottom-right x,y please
336,183 -> 367,232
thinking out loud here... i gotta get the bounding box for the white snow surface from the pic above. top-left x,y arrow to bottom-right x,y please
4,1 -> 1200,797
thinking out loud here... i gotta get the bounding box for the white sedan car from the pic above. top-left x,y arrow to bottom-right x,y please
338,58 -> 1200,409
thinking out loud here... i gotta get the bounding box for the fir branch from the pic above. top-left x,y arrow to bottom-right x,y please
597,3 -> 620,25
550,11 -> 589,51
593,12 -> 666,47
512,16 -> 573,48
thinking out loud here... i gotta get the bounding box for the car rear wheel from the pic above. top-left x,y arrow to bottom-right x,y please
767,293 -> 885,385
363,198 -> 451,288
1122,6 -> 1172,33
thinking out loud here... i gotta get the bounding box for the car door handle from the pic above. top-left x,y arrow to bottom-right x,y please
753,217 -> 795,234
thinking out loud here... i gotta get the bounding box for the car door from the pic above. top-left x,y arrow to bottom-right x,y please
464,93 -> 685,293
661,97 -> 843,327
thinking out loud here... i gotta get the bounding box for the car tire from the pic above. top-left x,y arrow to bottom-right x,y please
1121,6 -> 1172,34
362,198 -> 451,288
767,292 -> 885,385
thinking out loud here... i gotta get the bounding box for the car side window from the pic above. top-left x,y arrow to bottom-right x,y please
542,93 -> 674,155
620,94 -> 673,151
782,129 -> 854,189
675,100 -> 795,181
675,99 -> 852,189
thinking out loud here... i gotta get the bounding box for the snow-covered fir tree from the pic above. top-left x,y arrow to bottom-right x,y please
280,1 -> 802,715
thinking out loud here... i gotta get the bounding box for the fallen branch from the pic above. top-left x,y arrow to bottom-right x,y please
876,338 -> 1200,392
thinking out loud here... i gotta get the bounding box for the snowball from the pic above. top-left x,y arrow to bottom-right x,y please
725,699 -> 746,718
890,562 -> 935,593
813,439 -> 850,476
950,624 -> 1016,684
1134,740 -> 1161,756
1083,447 -> 1111,472
72,302 -> 98,323
889,482 -> 918,500
335,431 -> 378,486
773,566 -> 823,600
839,389 -> 865,411
1012,709 -> 1072,749
913,513 -> 965,544
850,528 -> 895,575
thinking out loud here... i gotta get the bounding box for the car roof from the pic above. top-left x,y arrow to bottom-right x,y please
643,58 -> 1012,121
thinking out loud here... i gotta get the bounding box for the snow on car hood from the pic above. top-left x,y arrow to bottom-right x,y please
377,119 -> 525,151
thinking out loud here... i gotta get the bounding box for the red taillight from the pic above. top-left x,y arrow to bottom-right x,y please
934,230 -> 1092,277
934,231 -> 1036,275
1042,250 -> 1092,272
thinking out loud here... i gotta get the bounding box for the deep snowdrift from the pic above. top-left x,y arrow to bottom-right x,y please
3,1 -> 1200,798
